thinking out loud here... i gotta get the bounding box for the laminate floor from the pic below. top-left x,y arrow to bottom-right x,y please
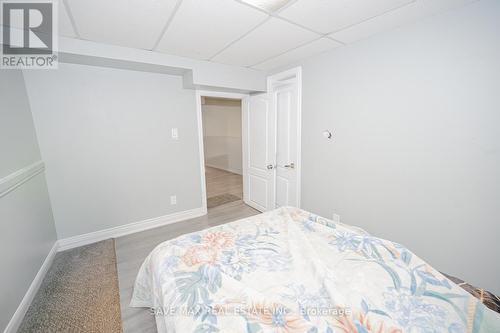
116,201 -> 259,332
116,167 -> 257,333
205,166 -> 243,199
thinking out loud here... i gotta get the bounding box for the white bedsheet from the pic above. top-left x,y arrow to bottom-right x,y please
131,207 -> 500,333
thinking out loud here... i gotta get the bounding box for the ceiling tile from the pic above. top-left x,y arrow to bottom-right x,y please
279,0 -> 414,34
330,0 -> 478,44
240,0 -> 293,13
211,17 -> 319,67
66,0 -> 179,50
156,0 -> 267,60
59,2 -> 77,37
252,37 -> 342,71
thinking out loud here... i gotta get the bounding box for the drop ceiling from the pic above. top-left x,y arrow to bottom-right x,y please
59,0 -> 477,71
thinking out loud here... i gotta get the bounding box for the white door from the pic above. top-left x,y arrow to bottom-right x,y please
274,83 -> 299,208
242,93 -> 276,212
242,67 -> 302,211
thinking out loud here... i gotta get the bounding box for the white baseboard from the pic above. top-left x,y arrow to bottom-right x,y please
205,163 -> 242,175
57,206 -> 207,252
4,241 -> 59,333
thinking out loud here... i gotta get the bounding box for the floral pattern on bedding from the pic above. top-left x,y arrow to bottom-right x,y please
131,207 -> 500,333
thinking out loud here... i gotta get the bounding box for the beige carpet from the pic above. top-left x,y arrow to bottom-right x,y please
207,193 -> 241,208
18,239 -> 122,333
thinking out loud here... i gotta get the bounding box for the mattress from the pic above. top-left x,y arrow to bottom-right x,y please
443,273 -> 500,316
131,207 -> 500,332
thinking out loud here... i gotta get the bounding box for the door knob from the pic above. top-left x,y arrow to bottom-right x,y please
284,163 -> 295,169
267,164 -> 275,170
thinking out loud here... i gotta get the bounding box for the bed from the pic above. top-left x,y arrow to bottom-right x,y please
131,207 -> 500,332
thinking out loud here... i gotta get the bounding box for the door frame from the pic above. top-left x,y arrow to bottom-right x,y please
195,90 -> 249,212
267,66 -> 302,208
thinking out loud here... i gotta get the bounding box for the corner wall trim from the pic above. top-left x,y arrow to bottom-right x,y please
3,241 -> 59,333
0,161 -> 45,198
57,206 -> 207,252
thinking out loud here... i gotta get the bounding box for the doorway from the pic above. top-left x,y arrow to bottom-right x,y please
196,91 -> 248,211
195,67 -> 302,213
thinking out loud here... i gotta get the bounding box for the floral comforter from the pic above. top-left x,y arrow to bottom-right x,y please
131,207 -> 500,333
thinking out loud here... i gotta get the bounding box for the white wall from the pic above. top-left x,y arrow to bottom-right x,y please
294,0 -> 500,294
202,99 -> 242,174
23,63 -> 203,239
0,71 -> 57,331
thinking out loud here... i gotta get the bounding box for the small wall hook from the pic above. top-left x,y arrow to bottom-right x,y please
323,130 -> 332,139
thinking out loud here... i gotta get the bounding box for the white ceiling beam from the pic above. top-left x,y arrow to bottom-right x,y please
58,37 -> 267,93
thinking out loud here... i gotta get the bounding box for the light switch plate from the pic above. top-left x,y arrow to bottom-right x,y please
170,195 -> 177,205
171,128 -> 179,140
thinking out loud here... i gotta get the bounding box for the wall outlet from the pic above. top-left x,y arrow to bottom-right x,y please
171,128 -> 179,140
170,195 -> 177,205
332,213 -> 341,223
